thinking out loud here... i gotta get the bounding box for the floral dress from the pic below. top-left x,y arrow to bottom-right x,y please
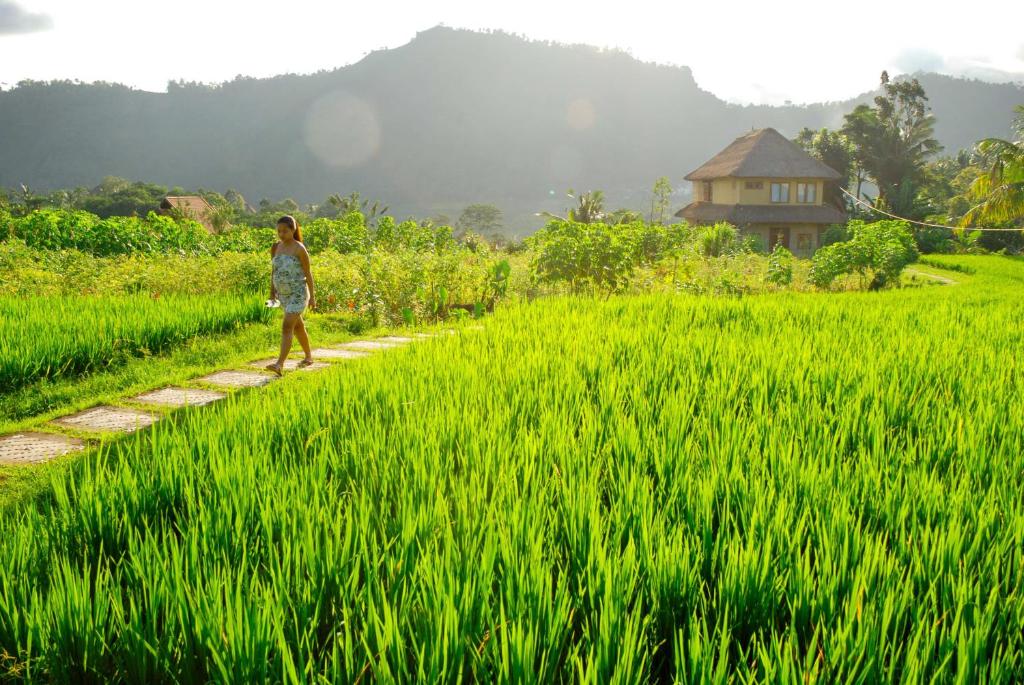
272,253 -> 309,314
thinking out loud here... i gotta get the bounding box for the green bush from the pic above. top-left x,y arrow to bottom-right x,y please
528,220 -> 637,292
820,224 -> 850,247
766,245 -> 794,286
11,209 -> 209,256
210,226 -> 277,253
303,212 -> 369,254
696,222 -> 739,258
810,220 -> 918,289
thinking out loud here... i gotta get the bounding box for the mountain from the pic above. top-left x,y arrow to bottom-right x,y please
1,26 -> 1021,231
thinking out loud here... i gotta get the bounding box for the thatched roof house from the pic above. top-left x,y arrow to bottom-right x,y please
158,196 -> 220,234
675,128 -> 846,255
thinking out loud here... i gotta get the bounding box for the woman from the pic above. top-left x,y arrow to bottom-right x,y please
267,215 -> 316,375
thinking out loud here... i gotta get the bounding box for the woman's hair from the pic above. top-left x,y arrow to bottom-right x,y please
277,215 -> 302,243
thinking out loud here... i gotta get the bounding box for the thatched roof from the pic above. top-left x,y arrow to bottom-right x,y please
159,196 -> 218,233
674,202 -> 847,225
684,128 -> 842,181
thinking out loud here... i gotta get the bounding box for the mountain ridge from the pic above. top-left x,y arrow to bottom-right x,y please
2,26 -> 1021,229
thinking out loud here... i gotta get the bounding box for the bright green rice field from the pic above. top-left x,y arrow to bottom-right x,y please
0,295 -> 269,392
0,255 -> 1022,683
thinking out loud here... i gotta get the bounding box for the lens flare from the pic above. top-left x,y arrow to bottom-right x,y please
304,90 -> 381,168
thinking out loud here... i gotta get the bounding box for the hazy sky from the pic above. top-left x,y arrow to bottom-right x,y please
1,0 -> 1022,104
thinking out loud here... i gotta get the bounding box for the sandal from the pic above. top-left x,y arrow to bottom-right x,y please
297,358 -> 315,368
265,363 -> 283,376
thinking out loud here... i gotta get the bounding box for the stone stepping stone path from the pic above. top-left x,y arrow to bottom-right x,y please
53,406 -> 159,434
0,432 -> 84,466
248,358 -> 331,372
341,340 -> 404,351
2,329 -> 468,466
132,387 -> 227,407
199,370 -> 276,388
309,347 -> 369,360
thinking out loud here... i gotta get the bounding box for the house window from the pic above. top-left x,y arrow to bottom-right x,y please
770,183 -> 789,203
702,181 -> 713,202
744,181 -> 763,190
797,182 -> 816,203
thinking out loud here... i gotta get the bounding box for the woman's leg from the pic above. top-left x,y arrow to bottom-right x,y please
294,315 -> 313,360
274,312 -> 301,368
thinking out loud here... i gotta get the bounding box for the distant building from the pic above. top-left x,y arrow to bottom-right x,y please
675,128 -> 846,256
158,196 -> 221,234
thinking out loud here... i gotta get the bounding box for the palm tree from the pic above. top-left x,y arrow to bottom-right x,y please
962,106 -> 1024,226
538,189 -> 606,224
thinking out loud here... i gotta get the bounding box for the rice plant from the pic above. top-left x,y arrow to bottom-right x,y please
0,255 -> 1021,682
0,294 -> 269,392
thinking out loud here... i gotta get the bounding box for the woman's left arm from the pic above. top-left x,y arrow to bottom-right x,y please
299,247 -> 316,310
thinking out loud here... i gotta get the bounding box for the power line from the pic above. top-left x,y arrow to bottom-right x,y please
840,188 -> 1023,232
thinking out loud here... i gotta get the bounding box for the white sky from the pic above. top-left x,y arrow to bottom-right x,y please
1,0 -> 1023,105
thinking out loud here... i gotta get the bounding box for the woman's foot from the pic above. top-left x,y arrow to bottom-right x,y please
265,362 -> 283,376
297,357 -> 315,368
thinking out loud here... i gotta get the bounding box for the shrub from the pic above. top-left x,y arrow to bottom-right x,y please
810,219 -> 918,289
820,224 -> 850,247
211,226 -> 277,253
11,209 -> 209,256
303,212 -> 369,254
695,222 -> 739,258
766,245 -> 794,286
528,220 -> 637,292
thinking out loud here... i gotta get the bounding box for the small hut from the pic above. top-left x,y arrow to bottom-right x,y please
158,196 -> 221,234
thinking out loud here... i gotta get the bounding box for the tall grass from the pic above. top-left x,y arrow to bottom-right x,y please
0,295 -> 269,392
0,256 -> 1022,682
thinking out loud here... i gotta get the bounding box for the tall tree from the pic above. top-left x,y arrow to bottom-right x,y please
841,71 -> 943,217
456,204 -> 503,235
962,105 -> 1024,226
649,177 -> 673,224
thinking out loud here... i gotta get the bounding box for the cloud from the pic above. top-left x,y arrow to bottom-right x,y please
891,49 -> 945,74
0,1 -> 54,35
889,48 -> 1024,86
1018,44 -> 1024,61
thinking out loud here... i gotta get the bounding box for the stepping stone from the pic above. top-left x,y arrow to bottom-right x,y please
0,432 -> 84,466
340,340 -> 402,351
248,358 -> 331,372
53,406 -> 159,434
199,370 -> 275,388
377,336 -> 415,343
132,387 -> 227,408
309,347 -> 369,360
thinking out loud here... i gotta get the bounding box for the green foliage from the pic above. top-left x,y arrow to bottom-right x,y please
302,213 -> 370,254
209,226 -> 277,253
3,261 -> 1024,680
820,224 -> 849,247
695,222 -> 739,258
456,204 -> 503,235
962,106 -> 1024,228
11,209 -> 210,256
841,72 -> 942,218
650,176 -> 673,224
765,244 -> 794,286
0,294 -> 268,391
528,220 -> 637,292
810,219 -> 918,289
